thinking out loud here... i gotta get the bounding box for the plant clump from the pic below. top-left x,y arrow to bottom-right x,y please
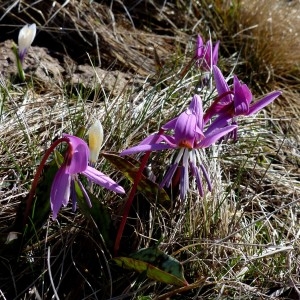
0,1 -> 300,299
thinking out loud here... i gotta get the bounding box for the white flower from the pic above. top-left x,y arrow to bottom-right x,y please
18,23 -> 36,62
88,120 -> 104,164
5,232 -> 19,244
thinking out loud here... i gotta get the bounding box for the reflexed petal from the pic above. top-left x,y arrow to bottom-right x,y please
179,149 -> 190,199
203,98 -> 230,124
64,133 -> 89,152
212,65 -> 232,105
70,179 -> 77,212
195,36 -> 219,71
139,133 -> 164,145
224,120 -> 238,141
196,35 -> 204,58
189,161 -> 204,197
63,134 -> 89,174
233,76 -> 252,115
203,40 -> 213,70
248,91 -> 282,115
77,178 -> 92,208
200,164 -> 212,191
82,166 -> 125,194
199,125 -> 237,148
232,127 -> 238,141
212,41 -> 220,65
50,166 -> 71,219
182,148 -> 190,170
190,94 -> 204,130
160,163 -> 178,188
69,143 -> 89,173
204,40 -> 219,70
174,110 -> 202,147
121,142 -> 173,155
180,165 -> 189,200
157,134 -> 177,146
172,149 -> 185,170
204,113 -> 232,136
162,118 -> 178,131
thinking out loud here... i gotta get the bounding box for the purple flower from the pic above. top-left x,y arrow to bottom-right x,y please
121,95 -> 237,199
203,65 -> 282,138
50,134 -> 125,219
195,35 -> 220,71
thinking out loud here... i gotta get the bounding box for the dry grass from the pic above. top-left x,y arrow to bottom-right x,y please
195,0 -> 300,87
0,0 -> 300,299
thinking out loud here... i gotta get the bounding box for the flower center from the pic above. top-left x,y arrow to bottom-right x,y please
178,139 -> 193,149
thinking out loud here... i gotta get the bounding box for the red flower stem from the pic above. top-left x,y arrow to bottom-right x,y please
23,137 -> 69,226
180,57 -> 195,78
114,129 -> 164,256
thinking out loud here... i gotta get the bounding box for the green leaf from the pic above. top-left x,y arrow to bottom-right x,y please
74,126 -> 86,139
75,182 -> 115,250
30,160 -> 58,224
101,151 -> 170,204
113,247 -> 188,287
13,157 -> 60,241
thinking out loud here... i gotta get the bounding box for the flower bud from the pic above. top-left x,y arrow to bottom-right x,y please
88,120 -> 103,164
18,23 -> 36,62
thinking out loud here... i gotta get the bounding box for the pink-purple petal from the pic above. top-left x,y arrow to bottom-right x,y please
68,143 -> 89,174
190,94 -> 204,130
174,110 -> 197,146
82,166 -> 125,194
180,166 -> 189,200
50,166 -> 71,219
233,76 -> 251,115
200,164 -> 212,192
162,118 -> 178,131
196,35 -> 204,58
203,40 -> 213,70
121,142 -> 173,156
212,41 -> 220,65
199,125 -> 237,148
63,134 -> 89,174
18,49 -> 27,63
190,161 -> 204,197
248,91 -> 282,115
159,135 -> 177,146
213,65 -> 232,105
77,178 -> 92,208
160,163 -> 178,188
138,134 -> 163,145
204,113 -> 232,136
70,180 -> 77,211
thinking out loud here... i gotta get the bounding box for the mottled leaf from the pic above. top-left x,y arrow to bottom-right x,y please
101,151 -> 169,204
12,156 -> 60,241
114,247 -> 188,286
75,180 -> 115,250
